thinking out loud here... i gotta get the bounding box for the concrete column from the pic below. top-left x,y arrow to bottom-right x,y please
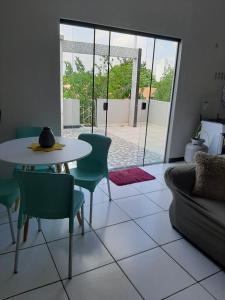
129,48 -> 142,127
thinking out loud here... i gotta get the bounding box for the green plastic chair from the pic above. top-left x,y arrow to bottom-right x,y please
16,127 -> 43,139
15,126 -> 55,172
70,133 -> 112,224
14,171 -> 85,279
0,178 -> 20,244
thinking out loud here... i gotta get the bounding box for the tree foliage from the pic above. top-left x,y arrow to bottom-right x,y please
62,57 -> 175,124
63,57 -> 156,100
63,57 -> 92,101
153,67 -> 175,101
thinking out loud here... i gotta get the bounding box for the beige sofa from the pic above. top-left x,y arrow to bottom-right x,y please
165,164 -> 225,267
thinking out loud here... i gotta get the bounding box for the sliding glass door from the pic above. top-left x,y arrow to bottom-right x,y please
143,39 -> 178,165
60,22 -> 179,169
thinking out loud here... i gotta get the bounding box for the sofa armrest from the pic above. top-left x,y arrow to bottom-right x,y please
164,164 -> 196,195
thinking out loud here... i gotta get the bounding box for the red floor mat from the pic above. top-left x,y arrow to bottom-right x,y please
109,167 -> 155,186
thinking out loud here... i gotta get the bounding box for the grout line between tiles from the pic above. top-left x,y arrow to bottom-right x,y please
161,282 -> 204,300
0,221 -> 92,257
41,229 -> 71,300
197,270 -> 223,300
1,280 -> 62,300
114,245 -> 159,262
45,230 -> 116,281
98,180 -> 167,200
162,246 -> 222,283
131,216 -> 222,298
162,269 -> 222,300
135,223 -> 221,299
0,171 -> 221,300
111,196 -> 162,218
91,226 -> 145,300
133,215 -> 206,282
114,191 -> 168,212
0,240 -> 47,257
64,260 -> 116,280
160,245 -> 222,299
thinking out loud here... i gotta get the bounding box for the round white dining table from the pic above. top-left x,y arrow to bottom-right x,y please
0,136 -> 92,241
0,136 -> 92,166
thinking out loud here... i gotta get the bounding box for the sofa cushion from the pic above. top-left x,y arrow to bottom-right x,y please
190,195 -> 225,229
193,151 -> 225,201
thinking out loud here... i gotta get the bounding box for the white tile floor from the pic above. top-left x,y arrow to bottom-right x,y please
0,163 -> 224,300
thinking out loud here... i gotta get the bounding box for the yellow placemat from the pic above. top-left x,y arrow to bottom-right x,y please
28,143 -> 65,152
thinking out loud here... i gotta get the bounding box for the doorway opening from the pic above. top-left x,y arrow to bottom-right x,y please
60,21 -> 180,169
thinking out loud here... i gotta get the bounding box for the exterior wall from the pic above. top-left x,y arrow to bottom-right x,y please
63,98 -> 170,127
96,99 -> 130,125
63,99 -> 80,126
146,100 -> 170,127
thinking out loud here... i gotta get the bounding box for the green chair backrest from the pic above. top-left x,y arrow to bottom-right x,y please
78,133 -> 111,173
0,178 -> 19,209
16,127 -> 42,139
15,172 -> 74,227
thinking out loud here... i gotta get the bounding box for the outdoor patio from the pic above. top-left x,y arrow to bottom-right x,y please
63,123 -> 167,169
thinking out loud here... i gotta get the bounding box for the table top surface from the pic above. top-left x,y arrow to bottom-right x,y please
0,137 -> 92,165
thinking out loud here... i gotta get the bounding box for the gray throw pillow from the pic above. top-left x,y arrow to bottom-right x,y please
193,151 -> 225,201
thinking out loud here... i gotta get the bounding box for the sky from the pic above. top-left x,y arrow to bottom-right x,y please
60,24 -> 178,78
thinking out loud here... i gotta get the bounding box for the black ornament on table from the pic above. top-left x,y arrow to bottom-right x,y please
39,127 -> 55,148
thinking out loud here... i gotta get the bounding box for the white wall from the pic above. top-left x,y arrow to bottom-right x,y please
96,99 -> 170,126
151,101 -> 170,127
96,99 -> 130,125
1,0 -> 225,174
63,99 -> 80,126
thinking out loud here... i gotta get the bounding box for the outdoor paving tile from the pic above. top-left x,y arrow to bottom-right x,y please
63,126 -> 164,168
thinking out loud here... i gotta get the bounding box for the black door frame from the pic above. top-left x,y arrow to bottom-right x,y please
60,19 -> 181,166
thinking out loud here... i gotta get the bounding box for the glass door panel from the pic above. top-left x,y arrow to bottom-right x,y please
60,22 -> 179,169
135,36 -> 155,166
144,39 -> 178,165
93,29 -> 110,136
60,24 -> 94,138
107,31 -> 144,168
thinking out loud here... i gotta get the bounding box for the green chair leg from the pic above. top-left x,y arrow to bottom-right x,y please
15,198 -> 20,212
107,177 -> 112,201
7,208 -> 16,244
68,233 -> 73,279
90,192 -> 93,224
81,205 -> 84,235
37,218 -> 41,232
14,228 -> 21,273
